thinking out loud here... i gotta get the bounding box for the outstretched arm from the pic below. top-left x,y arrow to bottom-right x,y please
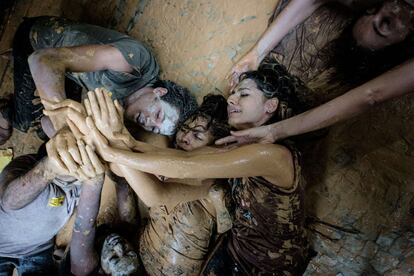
119,166 -> 211,209
218,57 -> 414,144
228,0 -> 328,86
96,135 -> 294,188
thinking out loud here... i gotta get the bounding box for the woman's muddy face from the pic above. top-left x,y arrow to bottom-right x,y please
175,116 -> 214,151
352,0 -> 414,50
227,79 -> 271,130
101,234 -> 139,276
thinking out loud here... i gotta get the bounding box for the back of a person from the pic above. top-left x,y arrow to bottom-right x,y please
228,147 -> 307,275
140,199 -> 215,276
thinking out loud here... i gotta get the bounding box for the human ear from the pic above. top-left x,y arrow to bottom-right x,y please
153,87 -> 168,97
265,98 -> 279,114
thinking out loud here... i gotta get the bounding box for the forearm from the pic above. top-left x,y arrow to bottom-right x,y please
274,59 -> 414,140
70,175 -> 104,276
119,165 -> 209,208
1,158 -> 55,210
106,143 -> 291,180
253,0 -> 326,62
131,140 -> 218,156
113,174 -> 138,225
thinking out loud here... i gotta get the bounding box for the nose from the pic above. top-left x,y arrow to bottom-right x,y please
227,93 -> 238,105
182,132 -> 192,145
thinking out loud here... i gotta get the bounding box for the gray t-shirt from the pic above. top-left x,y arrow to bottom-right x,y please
0,155 -> 81,258
29,16 -> 159,102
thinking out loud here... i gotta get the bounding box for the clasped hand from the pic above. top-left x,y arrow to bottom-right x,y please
44,87 -> 134,180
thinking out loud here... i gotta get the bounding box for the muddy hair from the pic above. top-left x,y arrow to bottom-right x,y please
178,94 -> 231,141
152,80 -> 198,129
239,58 -> 307,124
322,2 -> 414,87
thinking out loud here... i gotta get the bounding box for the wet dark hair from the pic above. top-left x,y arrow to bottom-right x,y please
239,59 -> 306,124
323,2 -> 414,87
177,94 -> 230,142
152,80 -> 198,129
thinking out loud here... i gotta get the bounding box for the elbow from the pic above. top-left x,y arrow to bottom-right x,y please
1,196 -> 22,211
28,49 -> 57,69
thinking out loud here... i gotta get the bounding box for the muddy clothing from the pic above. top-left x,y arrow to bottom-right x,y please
140,199 -> 216,276
227,148 -> 307,275
8,16 -> 159,133
202,147 -> 307,276
0,154 -> 81,258
30,16 -> 159,102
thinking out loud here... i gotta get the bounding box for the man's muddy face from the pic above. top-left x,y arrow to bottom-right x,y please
101,234 -> 139,276
125,87 -> 179,135
352,0 -> 414,50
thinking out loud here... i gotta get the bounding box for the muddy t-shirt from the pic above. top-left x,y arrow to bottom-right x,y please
0,155 -> 81,258
227,148 -> 307,275
140,199 -> 215,276
29,16 -> 159,102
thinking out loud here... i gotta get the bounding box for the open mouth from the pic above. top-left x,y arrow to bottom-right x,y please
228,106 -> 241,115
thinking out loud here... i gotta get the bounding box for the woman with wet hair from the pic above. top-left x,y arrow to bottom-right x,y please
219,0 -> 414,145
69,60 -> 309,275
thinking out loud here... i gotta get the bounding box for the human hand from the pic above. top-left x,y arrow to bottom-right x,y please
43,99 -> 89,136
215,124 -> 276,146
85,88 -> 133,148
46,128 -> 105,180
84,116 -> 112,161
227,50 -> 260,90
42,99 -> 86,132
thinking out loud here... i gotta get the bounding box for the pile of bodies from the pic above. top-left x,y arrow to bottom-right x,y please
0,0 -> 413,275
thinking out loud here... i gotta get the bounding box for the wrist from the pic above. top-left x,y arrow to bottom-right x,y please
270,123 -> 285,142
82,174 -> 104,187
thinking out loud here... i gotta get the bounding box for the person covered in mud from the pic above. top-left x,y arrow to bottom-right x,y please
0,130 -> 104,275
0,16 -> 197,144
51,89 -> 233,275
219,0 -> 414,145
62,61 -> 309,275
60,170 -> 140,276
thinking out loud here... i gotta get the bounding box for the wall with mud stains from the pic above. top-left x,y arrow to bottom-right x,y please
1,0 -> 414,275
63,0 -> 277,101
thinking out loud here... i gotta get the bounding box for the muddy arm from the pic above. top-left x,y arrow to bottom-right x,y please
70,175 -> 104,276
101,142 -> 294,188
0,157 -> 56,210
